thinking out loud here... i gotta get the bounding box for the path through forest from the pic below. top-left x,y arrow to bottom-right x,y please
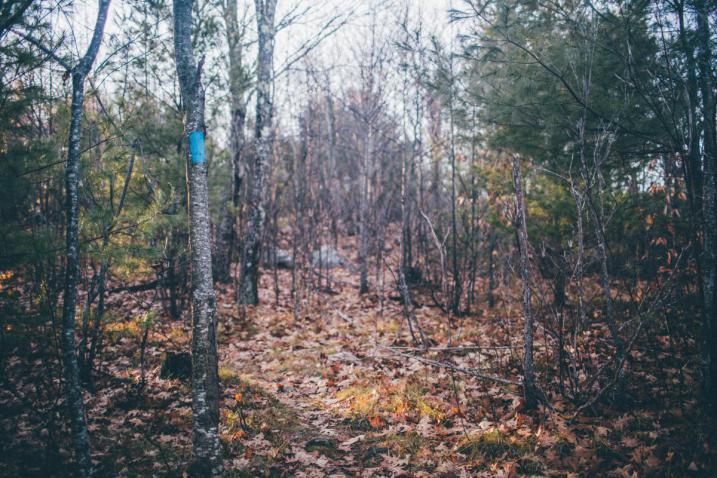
3,233 -> 713,477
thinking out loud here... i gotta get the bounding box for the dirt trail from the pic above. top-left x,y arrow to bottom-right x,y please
211,241 -> 530,478
218,264 -> 408,476
54,239 -> 713,477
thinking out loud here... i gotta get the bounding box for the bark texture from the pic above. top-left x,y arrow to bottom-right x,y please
512,155 -> 537,410
214,0 -> 248,283
60,2 -> 111,476
358,126 -> 371,295
172,0 -> 221,474
238,0 -> 277,305
695,0 -> 717,410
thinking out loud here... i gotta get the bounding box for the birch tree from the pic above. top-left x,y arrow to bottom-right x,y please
238,0 -> 277,305
172,0 -> 221,474
214,0 -> 251,283
33,2 -> 113,475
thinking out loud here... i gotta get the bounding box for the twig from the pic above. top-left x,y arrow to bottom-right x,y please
381,348 -> 520,386
389,345 -> 520,352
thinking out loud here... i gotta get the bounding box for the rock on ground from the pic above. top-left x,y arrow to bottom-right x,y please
312,245 -> 347,269
273,248 -> 295,269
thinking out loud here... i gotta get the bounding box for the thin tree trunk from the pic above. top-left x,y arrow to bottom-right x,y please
487,227 -> 495,309
695,0 -> 717,410
569,182 -> 587,328
400,140 -> 427,346
575,28 -> 626,396
467,109 -> 479,313
214,0 -> 248,283
586,176 -> 626,396
359,126 -> 371,295
172,0 -> 221,474
324,77 -> 339,245
83,151 -> 135,381
449,75 -> 461,315
59,2 -> 111,475
238,0 -> 277,305
512,155 -> 537,410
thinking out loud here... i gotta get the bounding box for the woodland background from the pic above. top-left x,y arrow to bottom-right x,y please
1,0 -> 717,476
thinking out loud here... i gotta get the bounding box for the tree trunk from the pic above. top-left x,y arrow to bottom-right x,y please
238,0 -> 277,305
358,125 -> 371,295
324,78 -> 339,245
83,151 -> 135,382
487,227 -> 495,309
59,2 -> 111,476
214,0 -> 248,283
449,81 -> 461,315
512,155 -> 537,410
569,183 -> 587,328
677,0 -> 703,221
695,0 -> 717,410
400,139 -> 426,345
172,0 -> 221,474
581,150 -> 626,398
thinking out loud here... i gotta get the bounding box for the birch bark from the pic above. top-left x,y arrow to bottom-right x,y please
172,0 -> 221,474
59,2 -> 111,475
238,0 -> 277,305
214,0 -> 249,283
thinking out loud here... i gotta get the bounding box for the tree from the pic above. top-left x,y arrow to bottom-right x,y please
238,0 -> 278,305
172,0 -> 221,474
512,155 -> 537,409
694,0 -> 717,410
33,2 -> 113,475
214,0 -> 251,283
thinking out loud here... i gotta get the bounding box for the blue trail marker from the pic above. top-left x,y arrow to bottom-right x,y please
189,131 -> 206,165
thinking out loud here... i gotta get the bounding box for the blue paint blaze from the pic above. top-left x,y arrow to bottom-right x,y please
189,131 -> 206,165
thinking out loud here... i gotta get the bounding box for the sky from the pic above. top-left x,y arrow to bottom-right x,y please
48,0 -> 458,147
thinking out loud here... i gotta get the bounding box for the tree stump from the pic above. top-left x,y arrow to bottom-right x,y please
160,351 -> 192,380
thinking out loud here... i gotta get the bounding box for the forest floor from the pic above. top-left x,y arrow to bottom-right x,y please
2,233 -> 717,477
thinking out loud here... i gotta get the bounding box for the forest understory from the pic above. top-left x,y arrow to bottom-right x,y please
1,230 -> 714,478
4,0 -> 717,476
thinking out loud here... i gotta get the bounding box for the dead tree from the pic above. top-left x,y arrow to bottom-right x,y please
512,155 -> 537,410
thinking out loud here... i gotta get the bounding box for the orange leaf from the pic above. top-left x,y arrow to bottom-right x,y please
369,415 -> 385,428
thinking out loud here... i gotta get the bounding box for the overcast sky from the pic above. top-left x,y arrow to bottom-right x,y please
50,0 -> 458,146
